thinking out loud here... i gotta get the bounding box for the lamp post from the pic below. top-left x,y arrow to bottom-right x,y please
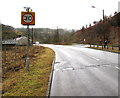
102,9 -> 106,48
103,10 -> 105,20
92,6 -> 106,48
92,6 -> 104,20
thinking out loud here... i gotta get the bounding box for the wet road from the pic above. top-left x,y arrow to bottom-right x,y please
41,44 -> 118,96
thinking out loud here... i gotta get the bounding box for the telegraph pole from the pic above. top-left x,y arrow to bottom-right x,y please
56,26 -> 59,43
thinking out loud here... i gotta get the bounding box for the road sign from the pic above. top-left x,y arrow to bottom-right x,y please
21,12 -> 35,25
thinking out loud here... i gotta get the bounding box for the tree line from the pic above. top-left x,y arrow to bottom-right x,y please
2,12 -> 120,45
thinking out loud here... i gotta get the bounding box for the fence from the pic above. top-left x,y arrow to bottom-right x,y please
2,45 -> 41,76
2,45 -> 26,74
90,44 -> 120,51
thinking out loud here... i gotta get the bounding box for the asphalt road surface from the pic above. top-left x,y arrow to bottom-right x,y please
41,44 -> 119,96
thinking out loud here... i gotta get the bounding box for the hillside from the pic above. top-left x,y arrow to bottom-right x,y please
2,12 -> 120,45
74,12 -> 120,46
16,28 -> 74,43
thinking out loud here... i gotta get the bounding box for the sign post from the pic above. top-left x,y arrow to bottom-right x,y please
21,7 -> 35,71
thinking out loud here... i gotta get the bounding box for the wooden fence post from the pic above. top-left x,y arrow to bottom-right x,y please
4,45 -> 6,66
97,44 -> 99,48
107,45 -> 109,49
14,45 -> 17,66
19,46 -> 21,66
102,45 -> 104,49
112,45 -> 114,50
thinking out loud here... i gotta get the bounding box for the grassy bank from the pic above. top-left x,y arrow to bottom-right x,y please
2,46 -> 55,96
88,46 -> 120,53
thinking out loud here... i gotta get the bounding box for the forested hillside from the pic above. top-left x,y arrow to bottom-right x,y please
17,28 -> 74,44
2,24 -> 17,40
2,24 -> 74,44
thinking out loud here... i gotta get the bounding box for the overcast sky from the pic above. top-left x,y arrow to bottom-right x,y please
0,0 -> 119,30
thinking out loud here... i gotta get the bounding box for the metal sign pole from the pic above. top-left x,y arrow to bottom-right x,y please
26,24 -> 30,71
21,7 -> 35,71
25,7 -> 30,71
26,7 -> 30,71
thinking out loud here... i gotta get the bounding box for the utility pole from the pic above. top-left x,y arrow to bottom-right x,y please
56,26 -> 59,43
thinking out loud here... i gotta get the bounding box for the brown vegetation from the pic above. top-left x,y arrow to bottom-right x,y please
2,45 -> 55,96
73,13 -> 120,46
2,45 -> 45,79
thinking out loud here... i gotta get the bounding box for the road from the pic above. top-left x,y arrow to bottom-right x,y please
41,44 -> 118,96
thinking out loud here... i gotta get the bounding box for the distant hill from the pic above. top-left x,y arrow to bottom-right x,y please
2,23 -> 74,44
17,28 -> 74,43
2,24 -> 18,40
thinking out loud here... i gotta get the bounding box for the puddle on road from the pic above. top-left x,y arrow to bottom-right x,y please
54,64 -> 113,72
62,67 -> 74,71
55,62 -> 61,64
85,64 -> 111,68
54,67 -> 74,72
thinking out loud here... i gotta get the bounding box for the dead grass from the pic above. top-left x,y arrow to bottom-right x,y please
2,46 -> 55,96
88,47 -> 120,53
53,42 -> 72,45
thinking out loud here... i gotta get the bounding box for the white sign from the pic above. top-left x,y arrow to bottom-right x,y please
23,14 -> 33,23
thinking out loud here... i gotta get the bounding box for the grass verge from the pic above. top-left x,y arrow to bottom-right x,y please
88,47 -> 120,53
2,46 -> 55,96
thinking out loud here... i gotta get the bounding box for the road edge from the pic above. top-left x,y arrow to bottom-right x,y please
87,47 -> 120,54
46,53 -> 55,97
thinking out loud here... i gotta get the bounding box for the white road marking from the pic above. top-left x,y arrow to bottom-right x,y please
86,54 -> 100,61
115,66 -> 120,70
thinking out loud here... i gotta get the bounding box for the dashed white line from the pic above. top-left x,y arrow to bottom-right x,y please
86,54 -> 100,61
